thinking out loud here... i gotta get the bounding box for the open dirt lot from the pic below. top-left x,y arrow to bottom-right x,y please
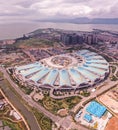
99,86 -> 118,115
105,117 -> 118,130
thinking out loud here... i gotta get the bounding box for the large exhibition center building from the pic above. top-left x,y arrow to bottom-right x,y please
13,50 -> 109,93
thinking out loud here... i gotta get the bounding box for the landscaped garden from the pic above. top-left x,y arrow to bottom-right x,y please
32,108 -> 52,130
2,120 -> 25,130
40,96 -> 81,114
0,103 -> 27,130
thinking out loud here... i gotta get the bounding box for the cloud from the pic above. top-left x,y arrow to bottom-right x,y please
0,0 -> 118,23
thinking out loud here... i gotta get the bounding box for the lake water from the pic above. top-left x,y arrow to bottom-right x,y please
0,22 -> 118,40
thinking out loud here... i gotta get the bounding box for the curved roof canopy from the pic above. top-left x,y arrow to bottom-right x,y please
15,50 -> 109,89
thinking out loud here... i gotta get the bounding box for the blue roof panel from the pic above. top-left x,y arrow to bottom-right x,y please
84,114 -> 92,122
86,101 -> 107,118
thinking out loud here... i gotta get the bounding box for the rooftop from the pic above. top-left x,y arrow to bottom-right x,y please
86,101 -> 107,118
15,50 -> 109,89
83,113 -> 92,122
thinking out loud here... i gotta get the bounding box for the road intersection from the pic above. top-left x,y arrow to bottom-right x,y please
0,66 -> 117,130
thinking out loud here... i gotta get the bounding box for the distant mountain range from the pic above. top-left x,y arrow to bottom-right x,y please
35,17 -> 118,24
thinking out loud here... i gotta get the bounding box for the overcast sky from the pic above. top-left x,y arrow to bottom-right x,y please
0,0 -> 118,23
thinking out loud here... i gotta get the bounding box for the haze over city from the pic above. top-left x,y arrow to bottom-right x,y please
0,0 -> 118,23
0,1 -> 118,130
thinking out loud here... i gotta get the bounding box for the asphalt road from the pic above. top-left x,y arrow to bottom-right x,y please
72,80 -> 118,113
0,67 -> 61,122
0,67 -> 62,125
1,66 -> 116,130
0,78 -> 41,130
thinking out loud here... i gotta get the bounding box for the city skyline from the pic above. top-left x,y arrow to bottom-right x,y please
0,0 -> 118,23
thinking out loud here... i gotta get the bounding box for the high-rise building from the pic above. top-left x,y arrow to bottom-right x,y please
61,33 -> 84,45
85,34 -> 98,44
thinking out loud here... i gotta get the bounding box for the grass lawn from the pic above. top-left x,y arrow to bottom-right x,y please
14,38 -> 57,48
111,66 -> 116,73
0,72 -> 3,77
80,91 -> 90,97
111,75 -> 118,81
2,120 -> 25,130
41,96 -> 81,114
116,71 -> 118,77
20,86 -> 33,95
32,108 -> 52,130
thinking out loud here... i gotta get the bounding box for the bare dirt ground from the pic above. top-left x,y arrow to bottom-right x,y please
99,86 -> 118,115
105,117 -> 118,130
